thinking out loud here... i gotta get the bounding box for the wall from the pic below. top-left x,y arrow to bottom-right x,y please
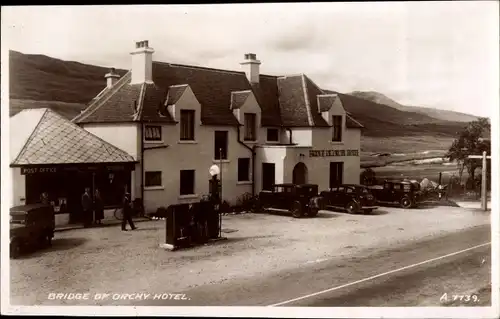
142,86 -> 254,212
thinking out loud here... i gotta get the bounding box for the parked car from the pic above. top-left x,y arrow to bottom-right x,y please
10,203 -> 55,258
258,183 -> 324,218
369,180 -> 423,208
320,184 -> 379,214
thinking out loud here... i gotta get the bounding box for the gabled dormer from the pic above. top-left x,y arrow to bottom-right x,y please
230,90 -> 261,143
164,84 -> 201,143
317,94 -> 338,125
164,84 -> 189,121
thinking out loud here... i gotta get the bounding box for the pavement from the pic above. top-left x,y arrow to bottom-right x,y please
9,203 -> 492,306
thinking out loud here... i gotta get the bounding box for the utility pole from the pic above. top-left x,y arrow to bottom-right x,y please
467,151 -> 491,211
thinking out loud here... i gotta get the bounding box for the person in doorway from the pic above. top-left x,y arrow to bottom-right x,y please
81,187 -> 93,227
40,192 -> 50,205
121,192 -> 137,231
94,189 -> 104,225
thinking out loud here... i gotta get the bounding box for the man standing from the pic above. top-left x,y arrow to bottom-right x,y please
81,187 -> 93,228
121,192 -> 137,231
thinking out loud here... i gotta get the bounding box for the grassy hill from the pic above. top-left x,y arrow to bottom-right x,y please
8,50 -> 472,161
349,91 -> 479,123
9,99 -> 86,120
9,50 -> 127,104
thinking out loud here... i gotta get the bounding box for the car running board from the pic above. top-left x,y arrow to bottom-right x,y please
264,207 -> 291,213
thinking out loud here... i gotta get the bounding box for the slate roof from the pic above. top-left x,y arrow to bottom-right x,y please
317,95 -> 337,112
73,59 -> 363,129
11,108 -> 136,166
230,91 -> 252,110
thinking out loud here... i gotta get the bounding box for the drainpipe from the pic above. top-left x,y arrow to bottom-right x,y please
286,127 -> 293,144
237,125 -> 256,196
140,122 -> 145,204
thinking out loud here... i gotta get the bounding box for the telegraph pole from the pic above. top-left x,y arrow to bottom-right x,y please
467,151 -> 491,211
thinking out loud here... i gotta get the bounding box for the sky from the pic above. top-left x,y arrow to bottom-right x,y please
2,2 -> 498,117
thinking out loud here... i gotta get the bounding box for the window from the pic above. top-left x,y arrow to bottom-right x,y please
214,131 -> 228,160
144,125 -> 162,141
238,158 -> 250,182
267,128 -> 279,142
332,115 -> 342,142
180,170 -> 195,195
180,110 -> 195,140
346,187 -> 354,193
244,113 -> 257,141
329,162 -> 344,188
145,171 -> 162,187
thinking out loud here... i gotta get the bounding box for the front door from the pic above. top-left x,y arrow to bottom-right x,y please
292,162 -> 308,185
262,163 -> 275,191
329,162 -> 344,188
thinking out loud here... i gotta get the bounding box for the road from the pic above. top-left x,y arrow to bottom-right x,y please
133,225 -> 491,307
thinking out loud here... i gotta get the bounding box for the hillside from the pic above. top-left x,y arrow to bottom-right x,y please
8,50 -> 468,140
9,99 -> 86,120
323,90 -> 467,138
349,91 -> 479,123
9,50 -> 128,104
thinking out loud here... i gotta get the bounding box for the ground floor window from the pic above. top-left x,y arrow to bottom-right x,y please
329,162 -> 344,188
145,171 -> 162,187
180,170 -> 195,195
238,158 -> 251,182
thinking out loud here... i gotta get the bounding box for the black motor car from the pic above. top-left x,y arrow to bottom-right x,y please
369,180 -> 423,208
258,183 -> 324,218
320,184 -> 379,214
10,203 -> 55,258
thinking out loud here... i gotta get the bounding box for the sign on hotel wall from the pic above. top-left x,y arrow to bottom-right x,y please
309,149 -> 359,157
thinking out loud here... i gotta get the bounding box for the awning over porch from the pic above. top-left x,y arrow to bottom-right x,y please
10,108 -> 136,166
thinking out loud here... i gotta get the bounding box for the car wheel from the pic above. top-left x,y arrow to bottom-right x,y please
292,201 -> 303,218
400,196 -> 413,209
345,201 -> 359,214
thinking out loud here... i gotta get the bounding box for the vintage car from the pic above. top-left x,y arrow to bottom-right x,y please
369,179 -> 423,208
258,183 -> 324,218
10,204 -> 55,258
320,184 -> 379,214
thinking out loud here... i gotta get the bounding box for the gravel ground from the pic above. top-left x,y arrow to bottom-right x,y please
9,205 -> 491,306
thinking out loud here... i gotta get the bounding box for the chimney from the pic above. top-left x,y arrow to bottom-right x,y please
130,40 -> 155,84
240,53 -> 261,84
104,68 -> 120,88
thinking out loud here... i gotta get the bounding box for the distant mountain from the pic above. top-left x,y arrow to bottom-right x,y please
8,50 -> 468,139
349,91 -> 480,123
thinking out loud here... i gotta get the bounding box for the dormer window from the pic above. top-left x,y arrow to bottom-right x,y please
244,113 -> 257,141
332,115 -> 342,142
